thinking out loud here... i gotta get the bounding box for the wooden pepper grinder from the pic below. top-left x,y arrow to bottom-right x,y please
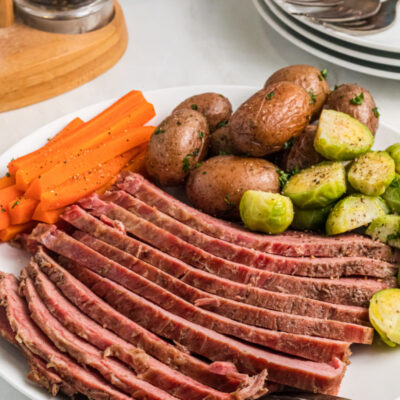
0,0 -> 128,112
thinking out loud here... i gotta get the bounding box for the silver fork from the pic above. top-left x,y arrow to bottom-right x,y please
284,0 -> 343,7
293,0 -> 381,22
323,0 -> 399,34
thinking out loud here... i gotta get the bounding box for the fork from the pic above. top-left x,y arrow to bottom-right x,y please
284,0 -> 343,7
293,0 -> 381,22
323,0 -> 399,34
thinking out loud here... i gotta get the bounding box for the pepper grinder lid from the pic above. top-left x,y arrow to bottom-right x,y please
14,0 -> 114,34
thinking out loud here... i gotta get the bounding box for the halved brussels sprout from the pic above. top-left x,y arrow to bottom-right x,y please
369,289 -> 400,347
314,109 -> 374,161
366,215 -> 400,247
292,205 -> 332,231
326,194 -> 388,235
240,190 -> 293,234
383,174 -> 400,214
348,151 -> 395,196
282,161 -> 346,209
386,143 -> 400,174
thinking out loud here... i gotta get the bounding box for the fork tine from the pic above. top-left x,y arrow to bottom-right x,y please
284,0 -> 343,6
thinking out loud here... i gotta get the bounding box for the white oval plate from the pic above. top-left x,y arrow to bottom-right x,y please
254,0 -> 400,80
0,85 -> 399,400
273,0 -> 400,53
266,0 -> 400,67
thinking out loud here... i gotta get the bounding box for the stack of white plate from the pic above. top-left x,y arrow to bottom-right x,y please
253,0 -> 400,80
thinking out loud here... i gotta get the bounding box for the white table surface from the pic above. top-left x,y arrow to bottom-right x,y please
1,0 -> 400,398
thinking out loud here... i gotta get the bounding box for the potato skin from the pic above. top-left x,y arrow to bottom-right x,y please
229,82 -> 312,157
145,109 -> 210,186
209,124 -> 235,156
186,155 -> 279,219
281,125 -> 325,171
265,65 -> 330,120
173,92 -> 233,132
325,84 -> 378,135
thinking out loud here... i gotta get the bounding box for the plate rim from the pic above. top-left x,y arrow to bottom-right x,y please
254,0 -> 400,80
271,0 -> 400,53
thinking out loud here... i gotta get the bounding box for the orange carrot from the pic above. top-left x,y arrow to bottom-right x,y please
0,185 -> 23,230
0,174 -> 15,189
8,197 -> 38,225
8,117 -> 84,175
40,148 -> 139,211
16,101 -> 155,191
0,221 -> 36,242
123,148 -> 147,175
26,127 -> 153,200
33,203 -> 65,224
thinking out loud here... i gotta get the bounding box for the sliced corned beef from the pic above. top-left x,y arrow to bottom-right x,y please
33,248 -> 249,393
62,206 -> 369,324
63,259 -> 346,395
75,230 -> 372,344
26,261 -> 256,400
31,224 -> 352,363
76,197 -> 396,307
0,273 -> 132,400
118,172 -> 399,262
107,190 -> 397,279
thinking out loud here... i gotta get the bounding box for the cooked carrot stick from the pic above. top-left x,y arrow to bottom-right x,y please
16,101 -> 155,191
0,185 -> 23,230
32,203 -> 65,224
123,147 -> 147,175
0,174 -> 15,189
0,221 -> 36,242
26,127 -> 153,200
8,117 -> 84,175
40,148 -> 139,210
8,197 -> 38,225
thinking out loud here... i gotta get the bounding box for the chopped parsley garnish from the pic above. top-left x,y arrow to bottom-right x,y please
320,68 -> 328,79
372,107 -> 380,118
387,232 -> 400,242
216,120 -> 229,130
202,171 -> 207,175
198,131 -> 204,138
224,194 -> 233,207
154,128 -> 165,135
350,92 -> 364,105
182,148 -> 200,172
277,167 -> 300,189
283,137 -> 294,151
1,206 -> 5,213
334,85 -> 339,90
218,150 -> 232,156
309,89 -> 317,105
195,162 -> 202,168
11,200 -> 19,209
265,91 -> 275,100
191,104 -> 198,110
5,172 -> 10,178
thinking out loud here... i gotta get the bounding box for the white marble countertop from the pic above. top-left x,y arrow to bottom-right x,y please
1,0 -> 400,398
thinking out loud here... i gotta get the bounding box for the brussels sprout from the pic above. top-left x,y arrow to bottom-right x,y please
326,194 -> 388,235
386,143 -> 400,174
369,289 -> 400,347
240,190 -> 293,234
292,205 -> 332,231
383,174 -> 400,213
366,215 -> 400,247
282,161 -> 346,209
314,109 -> 374,161
348,151 -> 395,196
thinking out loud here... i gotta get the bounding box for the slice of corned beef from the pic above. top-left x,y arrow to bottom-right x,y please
75,230 -> 372,344
63,259 -> 346,395
0,300 -> 77,398
31,225 -> 352,363
0,273 -> 132,400
26,261 -> 254,400
107,190 -> 397,279
33,249 -> 249,393
61,206 -> 369,324
117,172 -> 399,262
21,275 -> 179,400
75,198 -> 396,307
